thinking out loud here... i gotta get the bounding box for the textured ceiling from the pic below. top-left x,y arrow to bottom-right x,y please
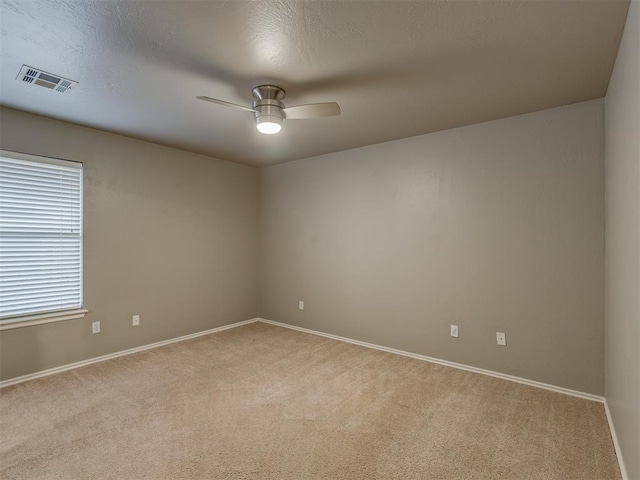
0,0 -> 630,167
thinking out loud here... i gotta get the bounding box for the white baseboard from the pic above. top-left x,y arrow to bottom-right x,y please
1,315 -> 606,404
257,318 -> 605,403
604,399 -> 629,480
0,318 -> 259,389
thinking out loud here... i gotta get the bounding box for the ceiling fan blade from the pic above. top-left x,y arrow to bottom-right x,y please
196,96 -> 256,113
283,102 -> 341,120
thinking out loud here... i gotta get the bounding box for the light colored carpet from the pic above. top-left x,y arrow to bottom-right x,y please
0,322 -> 620,479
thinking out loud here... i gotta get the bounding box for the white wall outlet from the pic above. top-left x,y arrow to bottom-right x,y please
92,321 -> 101,334
496,332 -> 507,346
450,325 -> 459,338
132,315 -> 140,326
298,301 -> 304,310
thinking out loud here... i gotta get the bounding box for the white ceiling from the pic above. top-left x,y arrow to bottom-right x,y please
0,0 -> 630,167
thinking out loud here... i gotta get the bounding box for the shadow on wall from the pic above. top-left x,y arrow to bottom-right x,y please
0,319 -> 88,380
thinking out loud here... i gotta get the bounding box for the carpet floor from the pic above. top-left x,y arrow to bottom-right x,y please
0,322 -> 620,479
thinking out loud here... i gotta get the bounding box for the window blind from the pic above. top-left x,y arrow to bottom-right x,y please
0,151 -> 83,320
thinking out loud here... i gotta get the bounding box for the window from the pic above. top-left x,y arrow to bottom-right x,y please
0,150 -> 86,329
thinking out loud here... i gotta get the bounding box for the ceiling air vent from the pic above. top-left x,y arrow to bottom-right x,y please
16,65 -> 78,93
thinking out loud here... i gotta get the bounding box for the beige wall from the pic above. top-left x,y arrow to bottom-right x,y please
0,107 -> 259,381
605,1 -> 640,478
259,100 -> 605,395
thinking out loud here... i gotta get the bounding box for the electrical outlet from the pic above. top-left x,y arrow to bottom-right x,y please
298,301 -> 304,311
496,332 -> 507,346
92,321 -> 101,334
132,315 -> 140,326
450,325 -> 459,338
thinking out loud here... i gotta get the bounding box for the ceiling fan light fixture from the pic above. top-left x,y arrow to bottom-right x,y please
197,84 -> 340,136
256,116 -> 282,135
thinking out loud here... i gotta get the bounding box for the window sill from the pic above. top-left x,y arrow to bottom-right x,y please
0,309 -> 89,331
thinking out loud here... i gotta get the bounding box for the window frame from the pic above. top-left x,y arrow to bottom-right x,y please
0,150 -> 87,330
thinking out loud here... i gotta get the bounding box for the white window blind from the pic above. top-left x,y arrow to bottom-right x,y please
0,151 -> 83,320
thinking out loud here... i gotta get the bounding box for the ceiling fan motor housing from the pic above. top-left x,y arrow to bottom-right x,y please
252,85 -> 285,128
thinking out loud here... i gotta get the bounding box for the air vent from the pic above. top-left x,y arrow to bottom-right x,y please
16,65 -> 78,93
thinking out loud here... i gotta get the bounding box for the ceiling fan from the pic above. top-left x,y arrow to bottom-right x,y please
197,85 -> 341,135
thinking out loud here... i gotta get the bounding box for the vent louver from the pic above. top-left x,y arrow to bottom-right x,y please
16,65 -> 78,93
